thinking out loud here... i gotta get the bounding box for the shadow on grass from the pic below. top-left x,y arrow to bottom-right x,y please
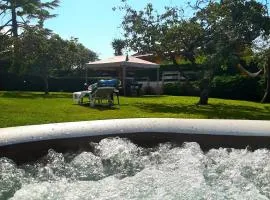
78,102 -> 120,111
0,91 -> 71,99
136,95 -> 167,98
134,102 -> 270,120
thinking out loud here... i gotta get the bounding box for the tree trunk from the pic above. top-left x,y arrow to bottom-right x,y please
198,78 -> 210,105
43,77 -> 49,95
261,57 -> 270,103
198,88 -> 209,105
11,0 -> 18,38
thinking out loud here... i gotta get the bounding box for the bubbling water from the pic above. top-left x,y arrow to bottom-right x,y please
1,137 -> 270,200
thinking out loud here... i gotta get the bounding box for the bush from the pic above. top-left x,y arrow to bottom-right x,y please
210,75 -> 263,101
163,82 -> 199,96
163,83 -> 181,96
162,75 -> 263,101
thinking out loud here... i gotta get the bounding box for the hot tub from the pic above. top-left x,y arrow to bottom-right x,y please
1,118 -> 270,162
1,118 -> 270,199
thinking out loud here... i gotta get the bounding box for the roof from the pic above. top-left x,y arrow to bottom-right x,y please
86,55 -> 160,69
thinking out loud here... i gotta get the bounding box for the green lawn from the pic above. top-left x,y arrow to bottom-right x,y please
0,91 -> 270,128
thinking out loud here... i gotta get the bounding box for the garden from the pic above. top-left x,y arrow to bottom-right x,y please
1,91 -> 269,128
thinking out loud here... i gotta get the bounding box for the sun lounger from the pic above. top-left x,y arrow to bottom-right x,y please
73,79 -> 120,107
89,87 -> 119,107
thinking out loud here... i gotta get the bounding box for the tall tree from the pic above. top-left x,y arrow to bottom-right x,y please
252,0 -> 270,102
111,38 -> 126,56
19,27 -> 98,94
119,3 -> 189,59
18,27 -> 57,94
116,2 -> 206,101
118,2 -> 207,67
253,35 -> 270,102
0,33 -> 11,56
59,37 -> 98,76
117,0 -> 270,104
0,0 -> 59,37
0,0 -> 59,73
193,0 -> 270,104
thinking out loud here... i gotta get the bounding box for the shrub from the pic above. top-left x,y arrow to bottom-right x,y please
210,75 -> 263,101
163,82 -> 199,96
163,83 -> 181,96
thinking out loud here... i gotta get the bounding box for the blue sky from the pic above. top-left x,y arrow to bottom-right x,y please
44,0 -> 193,59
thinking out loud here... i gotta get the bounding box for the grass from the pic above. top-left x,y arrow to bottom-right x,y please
0,91 -> 270,128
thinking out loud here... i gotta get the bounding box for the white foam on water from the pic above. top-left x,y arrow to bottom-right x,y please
1,138 -> 270,200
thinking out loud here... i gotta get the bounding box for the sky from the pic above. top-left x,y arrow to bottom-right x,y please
44,0 -> 193,59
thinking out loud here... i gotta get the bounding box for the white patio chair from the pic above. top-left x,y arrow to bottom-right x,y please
89,87 -> 118,107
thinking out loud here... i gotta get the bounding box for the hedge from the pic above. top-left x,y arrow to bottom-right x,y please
1,64 -> 265,101
210,75 -> 263,101
163,75 -> 264,101
163,82 -> 199,96
0,73 -> 101,92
